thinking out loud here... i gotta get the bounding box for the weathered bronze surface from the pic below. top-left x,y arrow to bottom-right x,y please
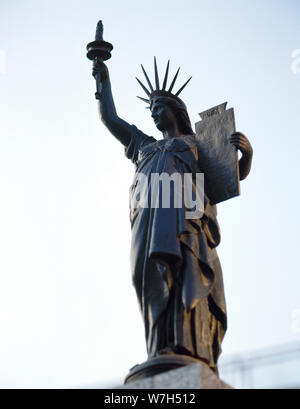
195,102 -> 240,205
87,21 -> 253,382
125,354 -> 212,384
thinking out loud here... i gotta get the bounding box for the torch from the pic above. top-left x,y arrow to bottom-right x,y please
86,21 -> 113,96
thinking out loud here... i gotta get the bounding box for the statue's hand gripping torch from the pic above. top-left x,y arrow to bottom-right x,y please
86,20 -> 113,99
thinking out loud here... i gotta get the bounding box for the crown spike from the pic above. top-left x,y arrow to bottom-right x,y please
168,67 -> 180,93
137,96 -> 150,103
175,76 -> 192,96
136,59 -> 191,105
141,64 -> 154,92
136,77 -> 150,96
162,60 -> 170,90
154,57 -> 160,90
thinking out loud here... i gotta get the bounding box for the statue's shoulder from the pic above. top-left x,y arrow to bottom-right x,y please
125,125 -> 156,164
131,125 -> 156,142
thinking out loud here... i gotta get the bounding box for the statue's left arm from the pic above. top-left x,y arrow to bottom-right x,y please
230,132 -> 253,180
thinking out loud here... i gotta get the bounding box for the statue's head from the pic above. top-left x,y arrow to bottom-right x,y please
150,96 -> 194,135
136,58 -> 193,135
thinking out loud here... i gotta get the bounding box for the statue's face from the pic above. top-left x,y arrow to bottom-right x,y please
151,99 -> 177,132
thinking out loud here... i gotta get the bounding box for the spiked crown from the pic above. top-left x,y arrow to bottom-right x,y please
136,58 -> 192,106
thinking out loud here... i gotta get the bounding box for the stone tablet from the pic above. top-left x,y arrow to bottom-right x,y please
195,102 -> 240,205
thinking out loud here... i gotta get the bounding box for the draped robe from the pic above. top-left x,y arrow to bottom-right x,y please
125,125 -> 227,370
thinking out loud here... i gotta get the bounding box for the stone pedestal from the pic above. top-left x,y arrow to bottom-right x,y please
119,362 -> 232,389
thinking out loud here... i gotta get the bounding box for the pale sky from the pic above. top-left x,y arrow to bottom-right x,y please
0,0 -> 300,388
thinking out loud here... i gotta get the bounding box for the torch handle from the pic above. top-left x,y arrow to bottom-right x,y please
94,57 -> 104,98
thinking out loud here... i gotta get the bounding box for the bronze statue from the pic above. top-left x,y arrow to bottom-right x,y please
87,21 -> 253,382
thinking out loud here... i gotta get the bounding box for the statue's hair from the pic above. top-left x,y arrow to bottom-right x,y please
150,96 -> 194,136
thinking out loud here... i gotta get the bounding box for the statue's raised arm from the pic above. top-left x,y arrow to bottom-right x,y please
92,60 -> 132,146
86,21 -> 132,147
